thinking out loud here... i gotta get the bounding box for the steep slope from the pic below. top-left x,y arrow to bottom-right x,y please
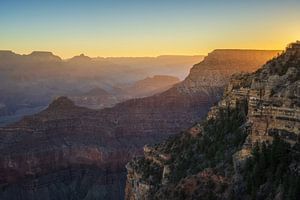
70,75 -> 180,109
125,42 -> 300,200
179,49 -> 281,93
121,75 -> 180,98
0,49 -> 279,199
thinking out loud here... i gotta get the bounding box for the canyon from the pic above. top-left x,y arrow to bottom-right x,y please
0,52 -> 202,126
125,42 -> 300,200
70,75 -> 180,109
0,49 -> 279,199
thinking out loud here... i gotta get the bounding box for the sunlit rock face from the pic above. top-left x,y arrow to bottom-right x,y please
0,49 -> 279,199
124,43 -> 299,200
179,49 -> 281,93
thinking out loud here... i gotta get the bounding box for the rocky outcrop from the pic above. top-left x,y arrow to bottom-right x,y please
25,51 -> 62,62
125,42 -> 299,200
0,49 -> 279,199
178,49 -> 281,93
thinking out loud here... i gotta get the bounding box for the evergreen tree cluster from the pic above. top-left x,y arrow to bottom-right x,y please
244,137 -> 300,199
161,103 -> 248,183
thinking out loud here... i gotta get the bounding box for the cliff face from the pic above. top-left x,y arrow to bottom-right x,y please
125,43 -> 300,200
179,49 -> 281,93
0,50 -> 279,199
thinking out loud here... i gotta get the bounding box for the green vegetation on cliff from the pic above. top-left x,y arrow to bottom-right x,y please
125,42 -> 300,200
244,137 -> 300,200
164,104 -> 247,183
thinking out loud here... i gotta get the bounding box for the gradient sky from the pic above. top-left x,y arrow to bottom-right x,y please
1,0 -> 300,58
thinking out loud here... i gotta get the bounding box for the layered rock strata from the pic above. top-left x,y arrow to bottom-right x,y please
125,42 -> 299,200
0,50 -> 279,199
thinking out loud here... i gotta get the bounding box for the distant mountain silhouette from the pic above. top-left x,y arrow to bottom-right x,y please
0,51 -> 203,126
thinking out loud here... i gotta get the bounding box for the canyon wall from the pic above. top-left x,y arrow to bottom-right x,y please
125,43 -> 299,200
0,50 -> 279,199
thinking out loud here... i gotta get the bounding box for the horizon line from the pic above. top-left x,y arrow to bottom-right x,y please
0,48 -> 284,60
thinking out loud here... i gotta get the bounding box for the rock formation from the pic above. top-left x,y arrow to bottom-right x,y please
70,75 -> 180,109
125,42 -> 300,200
0,49 -> 279,199
0,52 -> 204,127
121,75 -> 180,98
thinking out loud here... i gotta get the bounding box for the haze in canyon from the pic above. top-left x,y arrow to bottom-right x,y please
0,49 -> 279,199
0,52 -> 202,126
1,0 -> 299,200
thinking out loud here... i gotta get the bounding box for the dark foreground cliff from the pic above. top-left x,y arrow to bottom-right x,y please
125,42 -> 300,200
0,50 -> 278,199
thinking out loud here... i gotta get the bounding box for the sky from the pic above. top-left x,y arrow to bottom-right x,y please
0,0 -> 300,58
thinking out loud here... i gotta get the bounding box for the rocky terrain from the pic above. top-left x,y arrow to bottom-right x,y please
121,75 -> 180,98
0,49 -> 279,199
125,42 -> 300,200
70,75 -> 180,109
0,51 -> 202,126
